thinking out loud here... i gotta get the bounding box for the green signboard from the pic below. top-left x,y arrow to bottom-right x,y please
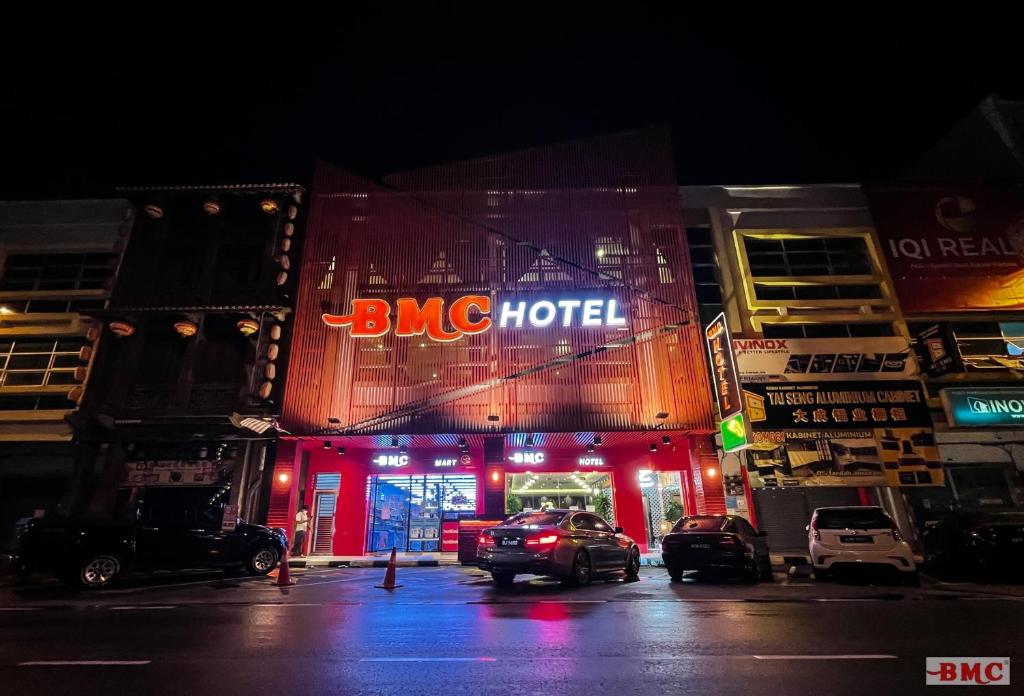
941,388 -> 1024,427
720,412 -> 749,452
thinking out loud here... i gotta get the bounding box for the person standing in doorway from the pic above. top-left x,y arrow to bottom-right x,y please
292,504 -> 310,557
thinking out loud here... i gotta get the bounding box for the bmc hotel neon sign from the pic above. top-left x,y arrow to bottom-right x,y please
323,295 -> 626,342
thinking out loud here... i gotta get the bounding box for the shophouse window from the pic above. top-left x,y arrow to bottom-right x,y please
516,249 -> 573,283
906,320 -> 1024,371
753,283 -> 882,302
213,241 -> 264,294
138,325 -> 187,384
686,226 -> 723,324
191,316 -> 249,385
0,394 -> 75,411
744,236 -> 872,277
762,322 -> 895,339
594,236 -> 626,280
952,321 -> 1008,357
0,253 -> 114,292
0,337 -> 87,388
0,299 -> 103,314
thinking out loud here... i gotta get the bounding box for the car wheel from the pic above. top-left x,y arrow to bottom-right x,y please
902,571 -> 920,587
743,559 -> 760,583
77,554 -> 121,589
814,568 -> 831,582
668,568 -> 683,582
491,571 -> 515,586
759,555 -> 774,582
568,549 -> 592,586
624,547 -> 641,580
246,546 -> 280,576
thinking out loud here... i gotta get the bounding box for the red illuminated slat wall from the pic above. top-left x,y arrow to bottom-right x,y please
283,128 -> 713,436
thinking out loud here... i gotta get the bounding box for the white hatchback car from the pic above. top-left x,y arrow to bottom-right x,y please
808,506 -> 917,583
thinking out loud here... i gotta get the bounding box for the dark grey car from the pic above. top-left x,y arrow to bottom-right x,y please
476,509 -> 641,586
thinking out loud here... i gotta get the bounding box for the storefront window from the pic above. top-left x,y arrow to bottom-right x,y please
365,474 -> 476,553
505,471 -> 615,523
639,471 -> 684,548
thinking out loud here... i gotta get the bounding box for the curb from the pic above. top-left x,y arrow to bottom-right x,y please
289,558 -> 457,569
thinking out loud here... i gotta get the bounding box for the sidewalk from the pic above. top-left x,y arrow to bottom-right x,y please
288,552 -> 462,568
288,551 -> 809,570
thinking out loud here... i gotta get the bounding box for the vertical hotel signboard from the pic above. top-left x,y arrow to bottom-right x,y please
705,313 -> 747,452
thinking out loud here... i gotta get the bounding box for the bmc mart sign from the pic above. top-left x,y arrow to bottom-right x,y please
323,295 -> 626,342
942,388 -> 1024,427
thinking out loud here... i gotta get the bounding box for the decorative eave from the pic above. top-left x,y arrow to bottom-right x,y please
88,305 -> 288,315
116,183 -> 305,195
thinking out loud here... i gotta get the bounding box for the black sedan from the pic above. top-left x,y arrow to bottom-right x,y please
661,515 -> 771,582
477,509 -> 641,586
923,510 -> 1024,579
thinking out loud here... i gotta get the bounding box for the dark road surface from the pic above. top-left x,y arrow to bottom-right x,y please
2,566 -> 1022,695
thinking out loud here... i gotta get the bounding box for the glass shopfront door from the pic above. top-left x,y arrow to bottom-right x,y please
639,470 -> 684,548
366,474 -> 477,553
505,471 -> 615,523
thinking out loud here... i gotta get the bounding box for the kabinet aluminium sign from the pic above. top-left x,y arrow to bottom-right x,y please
322,295 -> 626,341
941,388 -> 1024,427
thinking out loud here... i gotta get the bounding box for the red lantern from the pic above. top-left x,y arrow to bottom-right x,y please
174,320 -> 198,337
109,320 -> 135,337
237,318 -> 259,336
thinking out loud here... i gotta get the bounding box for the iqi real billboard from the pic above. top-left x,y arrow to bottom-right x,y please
867,183 -> 1024,313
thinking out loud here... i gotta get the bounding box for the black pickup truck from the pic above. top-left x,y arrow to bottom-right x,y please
13,485 -> 288,588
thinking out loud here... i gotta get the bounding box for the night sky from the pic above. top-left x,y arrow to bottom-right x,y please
1,6 -> 1018,198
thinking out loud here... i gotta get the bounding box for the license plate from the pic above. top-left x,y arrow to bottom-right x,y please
690,543 -> 711,549
840,536 -> 873,543
500,538 -> 520,547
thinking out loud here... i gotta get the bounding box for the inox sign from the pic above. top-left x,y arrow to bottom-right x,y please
323,295 -> 626,342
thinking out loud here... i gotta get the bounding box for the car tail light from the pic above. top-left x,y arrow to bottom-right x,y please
889,519 -> 903,542
477,533 -> 495,547
718,534 -> 743,548
810,516 -> 820,541
525,533 -> 559,549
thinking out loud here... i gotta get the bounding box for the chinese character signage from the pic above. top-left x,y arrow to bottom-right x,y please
705,313 -> 742,419
941,387 -> 1024,427
733,337 -> 915,381
742,381 -> 932,429
866,184 -> 1024,312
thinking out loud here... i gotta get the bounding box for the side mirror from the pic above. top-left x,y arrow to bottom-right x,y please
614,526 -> 624,534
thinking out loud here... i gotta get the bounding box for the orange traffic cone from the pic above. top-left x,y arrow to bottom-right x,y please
374,546 -> 402,589
275,546 -> 296,586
